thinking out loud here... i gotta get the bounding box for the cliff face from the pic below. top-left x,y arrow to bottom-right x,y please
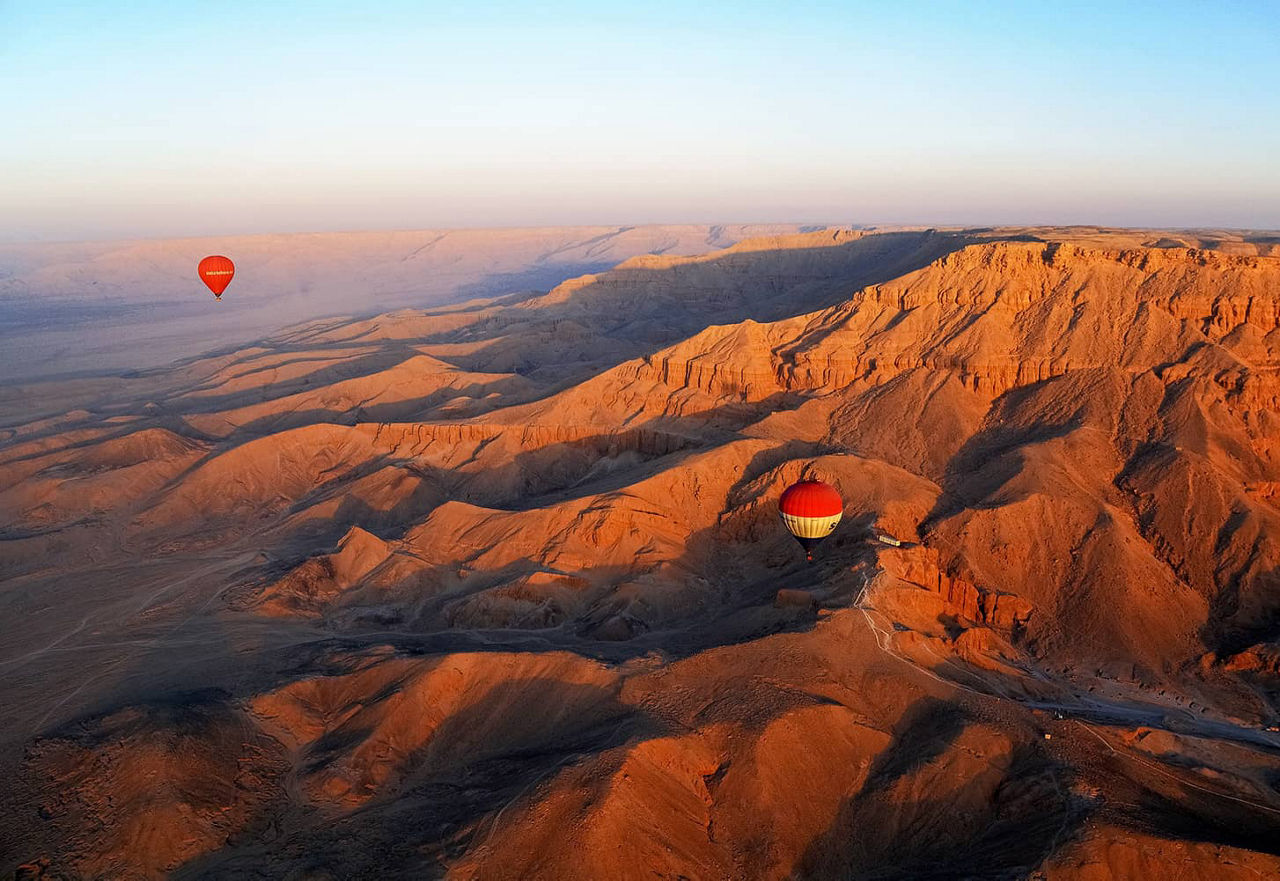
5,227 -> 1280,879
601,242 -> 1280,404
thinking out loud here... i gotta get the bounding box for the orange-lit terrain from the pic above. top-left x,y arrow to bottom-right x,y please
5,226 -> 1280,879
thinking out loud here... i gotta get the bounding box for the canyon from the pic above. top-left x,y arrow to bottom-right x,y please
4,225 -> 1280,879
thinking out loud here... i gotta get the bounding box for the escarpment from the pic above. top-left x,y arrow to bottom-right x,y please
9,228 -> 1280,881
596,242 -> 1280,407
362,420 -> 692,460
878,543 -> 1035,634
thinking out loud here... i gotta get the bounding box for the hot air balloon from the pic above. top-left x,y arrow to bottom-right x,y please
198,255 -> 235,299
779,479 -> 842,562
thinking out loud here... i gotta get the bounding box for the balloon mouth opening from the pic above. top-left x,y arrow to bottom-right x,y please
791,535 -> 822,562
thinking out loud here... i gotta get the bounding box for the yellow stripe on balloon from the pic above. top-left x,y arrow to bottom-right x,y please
780,512 -> 842,539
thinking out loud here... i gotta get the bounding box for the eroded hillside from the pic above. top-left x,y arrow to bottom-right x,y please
4,226 -> 1280,880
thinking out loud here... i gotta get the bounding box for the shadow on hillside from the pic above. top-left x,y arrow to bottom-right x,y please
920,374 -> 1087,528
153,408 -> 855,666
432,229 -> 979,363
118,230 -> 979,433
211,682 -> 656,880
190,373 -> 531,442
0,229 -> 993,561
800,720 -> 1081,879
1201,564 -> 1280,660
163,347 -> 417,414
448,261 -> 621,301
0,228 -> 983,489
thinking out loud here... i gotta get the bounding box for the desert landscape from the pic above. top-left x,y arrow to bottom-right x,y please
5,224 -> 1280,879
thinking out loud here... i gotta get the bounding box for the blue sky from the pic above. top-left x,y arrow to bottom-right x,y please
2,0 -> 1278,240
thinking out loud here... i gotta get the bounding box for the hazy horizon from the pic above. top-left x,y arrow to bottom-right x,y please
8,219 -> 1280,251
4,0 -> 1279,242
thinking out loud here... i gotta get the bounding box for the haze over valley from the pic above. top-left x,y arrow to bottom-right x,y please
0,224 -> 809,385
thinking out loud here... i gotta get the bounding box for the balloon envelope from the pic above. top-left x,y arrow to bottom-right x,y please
779,479 -> 842,560
198,255 -> 235,298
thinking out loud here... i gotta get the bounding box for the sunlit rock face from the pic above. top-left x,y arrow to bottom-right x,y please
5,226 -> 1280,879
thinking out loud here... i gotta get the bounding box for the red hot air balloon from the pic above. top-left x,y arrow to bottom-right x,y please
198,255 -> 235,299
779,479 -> 843,562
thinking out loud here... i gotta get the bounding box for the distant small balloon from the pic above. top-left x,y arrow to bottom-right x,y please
198,255 -> 235,299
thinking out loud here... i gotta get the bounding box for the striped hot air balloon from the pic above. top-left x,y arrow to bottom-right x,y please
198,255 -> 235,299
779,479 -> 842,562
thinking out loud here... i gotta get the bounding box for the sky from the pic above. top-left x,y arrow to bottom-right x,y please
2,0 -> 1279,241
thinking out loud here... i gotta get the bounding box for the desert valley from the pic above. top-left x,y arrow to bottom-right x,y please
4,224 -> 1280,878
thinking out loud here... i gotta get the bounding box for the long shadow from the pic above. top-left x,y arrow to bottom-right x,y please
920,375 -> 1090,528
267,463 -> 450,558
6,602 -> 663,879
23,230 -> 980,519
19,481 -> 946,876
500,230 -> 976,351
201,230 -> 976,417
1201,563 -> 1280,660
17,228 -> 1280,876
489,394 -> 821,512
209,411 -> 861,665
5,229 -> 967,439
176,686 -> 659,880
1123,787 -> 1280,856
160,347 -> 421,416
1084,741 -> 1280,859
800,712 -> 1081,880
200,373 -> 532,443
4,686 -> 289,877
1,229 -> 1003,875
3,228 -> 984,494
448,261 -> 621,301
189,390 -> 823,567
860,697 -> 971,794
258,421 -> 704,549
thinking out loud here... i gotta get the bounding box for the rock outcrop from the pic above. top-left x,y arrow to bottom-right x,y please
6,227 -> 1280,879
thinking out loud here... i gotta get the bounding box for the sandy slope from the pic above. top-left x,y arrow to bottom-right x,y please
4,226 -> 1280,879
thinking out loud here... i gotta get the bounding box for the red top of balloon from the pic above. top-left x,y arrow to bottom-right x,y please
779,480 -> 842,518
198,255 -> 235,297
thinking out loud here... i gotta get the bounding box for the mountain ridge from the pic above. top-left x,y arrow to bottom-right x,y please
5,226 -> 1280,879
